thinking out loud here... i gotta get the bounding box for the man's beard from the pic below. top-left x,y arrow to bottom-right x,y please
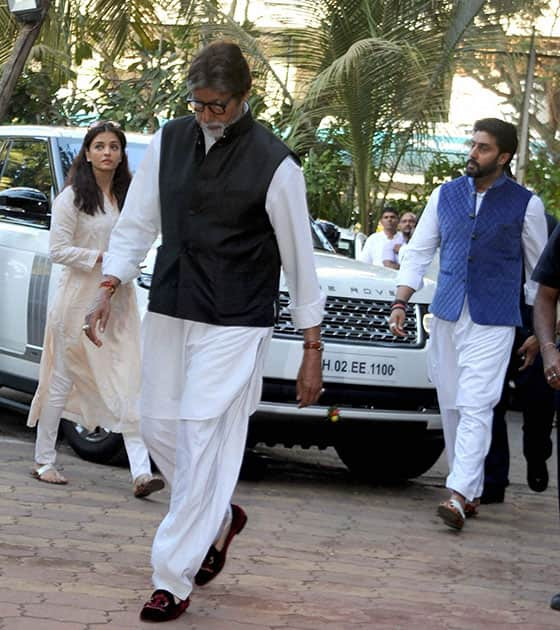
200,121 -> 226,139
465,158 -> 499,179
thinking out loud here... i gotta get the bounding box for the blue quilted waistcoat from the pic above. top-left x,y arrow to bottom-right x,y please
430,174 -> 532,326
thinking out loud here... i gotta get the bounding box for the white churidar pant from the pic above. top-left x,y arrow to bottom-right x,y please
33,341 -> 152,481
138,313 -> 272,600
427,300 -> 514,501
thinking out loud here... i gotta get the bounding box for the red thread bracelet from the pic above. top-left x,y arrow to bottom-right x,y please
99,280 -> 117,295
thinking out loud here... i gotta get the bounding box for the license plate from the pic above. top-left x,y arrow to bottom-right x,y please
321,353 -> 398,383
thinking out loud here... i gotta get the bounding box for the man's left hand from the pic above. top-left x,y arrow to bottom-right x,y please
296,350 -> 323,407
517,334 -> 539,371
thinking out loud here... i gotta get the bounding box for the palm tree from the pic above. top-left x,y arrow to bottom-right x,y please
250,0 -> 487,232
0,0 -> 165,121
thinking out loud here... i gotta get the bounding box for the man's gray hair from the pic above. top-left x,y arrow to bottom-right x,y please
187,41 -> 252,96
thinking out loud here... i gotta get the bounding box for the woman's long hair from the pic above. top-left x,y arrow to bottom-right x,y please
65,122 -> 131,215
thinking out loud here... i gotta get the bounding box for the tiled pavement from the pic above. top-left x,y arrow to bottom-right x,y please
0,409 -> 558,629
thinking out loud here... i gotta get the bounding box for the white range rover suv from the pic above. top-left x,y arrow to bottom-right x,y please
0,125 -> 442,481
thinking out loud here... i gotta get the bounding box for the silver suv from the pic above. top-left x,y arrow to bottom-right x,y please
0,125 -> 442,481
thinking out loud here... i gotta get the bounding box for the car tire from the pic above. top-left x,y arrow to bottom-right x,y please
60,419 -> 127,465
334,425 -> 444,482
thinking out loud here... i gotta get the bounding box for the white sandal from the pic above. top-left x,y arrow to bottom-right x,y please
31,463 -> 68,485
437,497 -> 465,530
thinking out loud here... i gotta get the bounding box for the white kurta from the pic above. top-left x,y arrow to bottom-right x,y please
28,187 -> 142,435
103,121 -> 324,599
396,182 -> 547,501
359,231 -> 404,266
104,127 -> 325,421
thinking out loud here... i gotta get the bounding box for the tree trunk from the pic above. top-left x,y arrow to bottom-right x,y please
0,1 -> 51,123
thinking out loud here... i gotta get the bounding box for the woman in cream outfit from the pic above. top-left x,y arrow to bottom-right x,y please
27,121 -> 164,498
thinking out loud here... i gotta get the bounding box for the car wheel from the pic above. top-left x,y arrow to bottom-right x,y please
334,425 -> 444,482
60,419 -> 127,465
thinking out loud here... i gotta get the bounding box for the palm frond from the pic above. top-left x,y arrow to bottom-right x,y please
0,7 -> 20,66
85,0 -> 163,57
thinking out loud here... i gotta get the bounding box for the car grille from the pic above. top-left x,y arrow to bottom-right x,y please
275,292 -> 424,347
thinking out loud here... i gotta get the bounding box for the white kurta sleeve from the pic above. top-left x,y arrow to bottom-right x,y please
49,189 -> 99,271
522,194 -> 548,305
102,131 -> 163,283
396,187 -> 441,291
381,238 -> 398,265
358,234 -> 376,264
265,157 -> 325,330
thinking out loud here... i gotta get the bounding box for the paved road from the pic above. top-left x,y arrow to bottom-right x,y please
0,390 -> 558,629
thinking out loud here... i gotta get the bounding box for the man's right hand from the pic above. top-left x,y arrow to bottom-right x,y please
542,344 -> 560,389
388,307 -> 407,337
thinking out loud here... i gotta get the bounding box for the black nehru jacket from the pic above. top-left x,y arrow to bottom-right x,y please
148,109 -> 297,327
532,221 -> 560,289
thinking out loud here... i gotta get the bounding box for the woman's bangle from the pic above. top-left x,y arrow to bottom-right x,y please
392,299 -> 407,307
390,304 -> 406,312
540,342 -> 557,352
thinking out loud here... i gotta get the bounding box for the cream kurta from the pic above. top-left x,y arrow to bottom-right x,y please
27,186 -> 141,434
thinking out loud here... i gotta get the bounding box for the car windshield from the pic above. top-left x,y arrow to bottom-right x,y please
310,219 -> 336,252
57,137 -> 148,178
56,137 -> 334,255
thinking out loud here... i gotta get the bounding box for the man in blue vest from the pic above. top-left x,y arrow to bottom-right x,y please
84,41 -> 325,622
388,118 -> 547,531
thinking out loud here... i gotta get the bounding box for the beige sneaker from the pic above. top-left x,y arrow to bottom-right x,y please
133,474 -> 165,498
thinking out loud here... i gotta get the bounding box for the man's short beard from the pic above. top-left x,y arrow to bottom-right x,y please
200,122 -> 226,139
465,158 -> 499,179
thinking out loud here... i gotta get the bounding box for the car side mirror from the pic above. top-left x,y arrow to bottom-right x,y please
0,187 -> 51,228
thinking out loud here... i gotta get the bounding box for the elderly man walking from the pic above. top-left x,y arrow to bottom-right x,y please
85,41 -> 325,622
388,118 -> 547,531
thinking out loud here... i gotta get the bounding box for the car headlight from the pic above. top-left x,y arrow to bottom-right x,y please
422,312 -> 433,335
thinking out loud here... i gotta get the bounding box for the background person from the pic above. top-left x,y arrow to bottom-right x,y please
359,206 -> 403,266
27,121 -> 164,499
382,211 -> 417,269
481,329 -> 552,503
482,213 -> 558,504
531,221 -> 560,612
389,118 -> 547,531
84,41 -> 324,623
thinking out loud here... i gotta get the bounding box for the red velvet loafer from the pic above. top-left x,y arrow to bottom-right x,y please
195,503 -> 247,586
139,589 -> 190,622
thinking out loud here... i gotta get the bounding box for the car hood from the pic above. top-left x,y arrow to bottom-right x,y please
279,251 -> 436,304
141,247 -> 436,305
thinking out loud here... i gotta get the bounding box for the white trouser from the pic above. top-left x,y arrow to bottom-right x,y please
141,403 -> 249,600
137,315 -> 270,599
34,349 -> 151,481
428,302 -> 514,502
